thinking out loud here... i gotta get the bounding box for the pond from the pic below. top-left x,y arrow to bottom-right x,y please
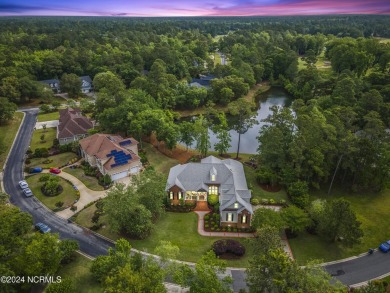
180,87 -> 292,155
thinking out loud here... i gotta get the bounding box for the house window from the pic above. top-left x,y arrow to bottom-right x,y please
169,192 -> 173,200
211,174 -> 216,181
178,192 -> 182,199
242,215 -> 247,224
234,202 -> 239,209
226,213 -> 233,222
208,185 -> 218,195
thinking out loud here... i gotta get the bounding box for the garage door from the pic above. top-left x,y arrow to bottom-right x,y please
111,171 -> 128,181
130,166 -> 140,174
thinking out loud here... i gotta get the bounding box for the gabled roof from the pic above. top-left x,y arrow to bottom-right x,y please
79,133 -> 140,171
58,108 -> 93,139
40,79 -> 60,89
166,155 -> 252,214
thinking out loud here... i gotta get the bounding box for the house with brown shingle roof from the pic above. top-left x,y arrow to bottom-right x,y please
79,133 -> 142,181
57,108 -> 94,145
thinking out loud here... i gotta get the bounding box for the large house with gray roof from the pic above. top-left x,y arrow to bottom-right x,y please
166,156 -> 253,228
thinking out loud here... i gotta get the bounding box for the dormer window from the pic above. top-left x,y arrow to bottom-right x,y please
234,202 -> 239,209
210,167 -> 217,181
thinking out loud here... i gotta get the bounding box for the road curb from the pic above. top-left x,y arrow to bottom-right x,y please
320,249 -> 378,267
0,111 -> 26,192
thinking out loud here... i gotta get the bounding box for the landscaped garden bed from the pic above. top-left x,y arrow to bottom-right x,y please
203,212 -> 255,233
165,200 -> 196,212
25,173 -> 79,211
212,239 -> 246,260
77,161 -> 112,189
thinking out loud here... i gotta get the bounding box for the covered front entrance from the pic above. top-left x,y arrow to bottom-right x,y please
185,191 -> 207,201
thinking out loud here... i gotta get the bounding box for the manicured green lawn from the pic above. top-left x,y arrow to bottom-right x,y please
30,127 -> 56,151
64,167 -> 104,191
28,152 -> 78,169
57,253 -> 103,293
142,142 -> 179,174
289,186 -> 390,265
37,111 -> 60,122
75,207 -> 253,267
25,173 -> 78,210
0,112 -> 23,170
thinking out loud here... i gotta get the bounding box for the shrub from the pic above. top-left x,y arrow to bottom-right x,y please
25,158 -> 31,165
95,200 -> 104,211
204,214 -> 210,221
287,181 -> 310,209
91,213 -> 100,224
250,198 -> 260,205
261,198 -> 269,205
42,176 -> 62,196
256,166 -> 278,186
39,174 -> 51,182
269,199 -> 276,205
208,194 -> 219,206
70,205 -> 77,212
55,201 -> 64,208
34,148 -> 49,158
205,224 -> 209,228
42,158 -> 53,164
211,227 -> 215,231
212,239 -> 246,257
213,203 -> 220,212
215,214 -> 220,221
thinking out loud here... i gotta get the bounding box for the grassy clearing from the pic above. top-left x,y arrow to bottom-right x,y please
64,167 -> 104,191
57,253 -> 103,293
289,186 -> 390,265
142,142 -> 179,174
37,111 -> 60,122
30,127 -> 56,151
298,50 -> 331,72
25,173 -> 78,210
0,112 -> 23,171
28,152 -> 78,169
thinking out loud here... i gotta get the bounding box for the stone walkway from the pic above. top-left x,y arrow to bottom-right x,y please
194,210 -> 294,258
41,169 -> 107,219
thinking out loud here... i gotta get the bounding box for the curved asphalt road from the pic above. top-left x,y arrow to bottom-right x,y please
3,110 -> 390,291
3,109 -> 114,257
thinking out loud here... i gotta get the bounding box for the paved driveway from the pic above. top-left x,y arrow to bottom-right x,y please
35,120 -> 59,129
40,169 -> 108,219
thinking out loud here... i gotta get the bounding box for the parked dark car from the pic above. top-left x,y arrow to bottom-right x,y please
29,167 -> 43,173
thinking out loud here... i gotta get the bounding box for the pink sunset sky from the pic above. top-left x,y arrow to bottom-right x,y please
0,0 -> 389,16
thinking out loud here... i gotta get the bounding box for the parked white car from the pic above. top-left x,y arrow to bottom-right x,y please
23,188 -> 33,197
18,180 -> 28,189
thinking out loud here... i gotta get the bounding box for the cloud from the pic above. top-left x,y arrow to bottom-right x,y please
0,3 -> 45,12
0,0 -> 389,16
